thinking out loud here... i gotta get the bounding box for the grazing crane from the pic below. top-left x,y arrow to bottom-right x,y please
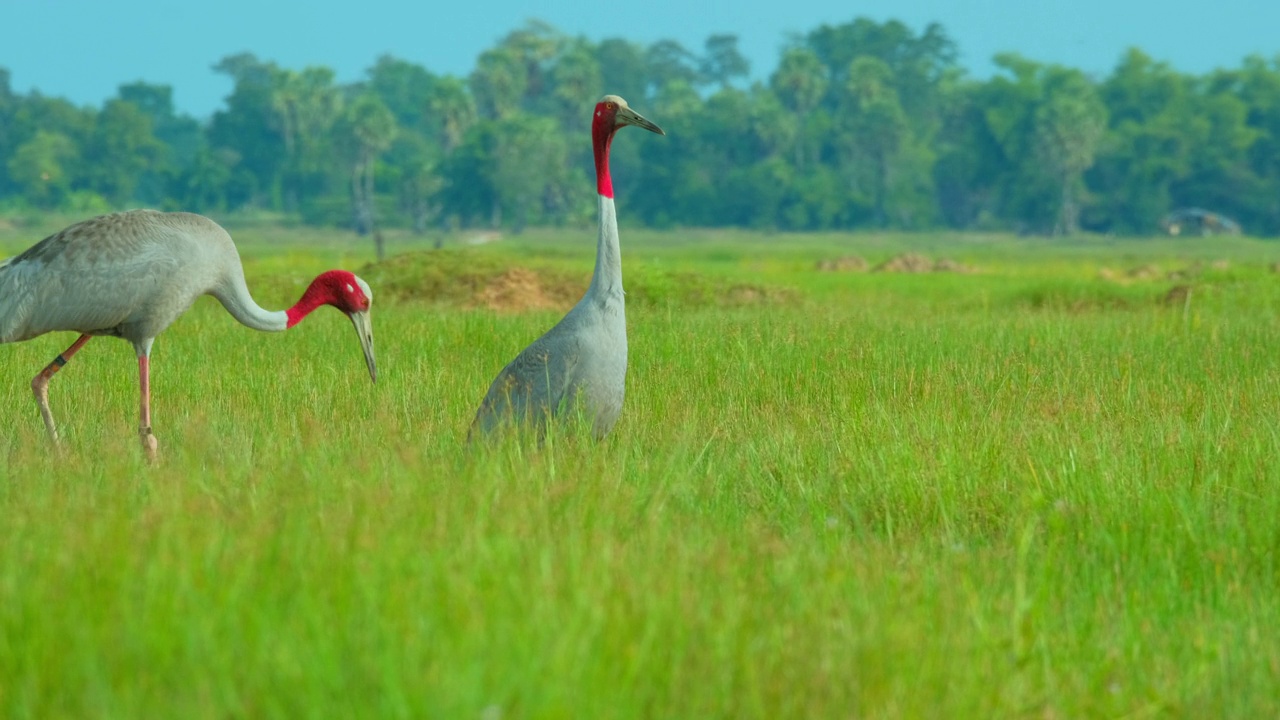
1,209 -> 377,459
470,95 -> 664,439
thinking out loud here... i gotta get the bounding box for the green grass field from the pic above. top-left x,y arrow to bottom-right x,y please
2,219 -> 1279,718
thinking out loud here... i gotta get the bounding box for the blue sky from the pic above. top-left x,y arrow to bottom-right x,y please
1,0 -> 1274,118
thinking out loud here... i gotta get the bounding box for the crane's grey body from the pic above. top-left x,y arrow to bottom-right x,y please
1,208 -> 376,457
471,196 -> 626,438
1,209 -> 290,351
470,94 -> 663,441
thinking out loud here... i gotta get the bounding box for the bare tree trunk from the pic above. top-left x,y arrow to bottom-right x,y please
412,200 -> 427,235
794,115 -> 807,169
364,153 -> 385,261
281,107 -> 298,214
874,152 -> 890,227
1057,174 -> 1077,236
351,161 -> 368,236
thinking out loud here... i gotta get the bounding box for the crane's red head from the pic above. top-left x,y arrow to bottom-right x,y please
286,270 -> 372,327
592,95 -> 665,199
286,270 -> 378,383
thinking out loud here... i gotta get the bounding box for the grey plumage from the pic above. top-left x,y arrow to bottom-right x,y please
1,209 -> 377,456
470,96 -> 664,440
2,210 -> 218,345
471,197 -> 628,439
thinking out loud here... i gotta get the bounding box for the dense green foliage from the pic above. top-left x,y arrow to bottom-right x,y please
3,17 -> 1280,236
2,223 -> 1279,716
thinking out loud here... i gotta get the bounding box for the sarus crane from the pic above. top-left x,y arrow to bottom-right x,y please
470,95 -> 664,440
0,209 -> 377,459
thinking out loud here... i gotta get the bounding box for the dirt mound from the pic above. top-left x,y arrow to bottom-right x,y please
815,255 -> 867,272
470,268 -> 581,312
873,253 -> 974,274
1103,262 -> 1236,284
1126,264 -> 1161,280
1165,262 -> 1202,281
1162,284 -> 1193,307
1102,264 -> 1180,284
932,258 -> 975,273
360,249 -> 796,312
357,250 -> 583,310
875,253 -> 933,273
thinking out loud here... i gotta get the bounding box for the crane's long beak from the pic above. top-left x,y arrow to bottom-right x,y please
618,107 -> 665,136
348,310 -> 377,383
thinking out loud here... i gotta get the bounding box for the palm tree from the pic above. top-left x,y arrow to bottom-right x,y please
770,48 -> 828,168
1034,69 -> 1106,235
427,77 -> 476,156
844,57 -> 910,226
343,94 -> 398,259
271,67 -> 340,212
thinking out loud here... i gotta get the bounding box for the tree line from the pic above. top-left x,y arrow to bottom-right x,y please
3,17 -> 1280,246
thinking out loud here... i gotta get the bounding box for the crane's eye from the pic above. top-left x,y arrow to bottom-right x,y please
605,102 -> 616,110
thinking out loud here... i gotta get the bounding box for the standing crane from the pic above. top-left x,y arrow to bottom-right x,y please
1,209 -> 378,459
470,95 -> 664,439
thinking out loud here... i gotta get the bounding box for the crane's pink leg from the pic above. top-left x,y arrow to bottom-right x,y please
138,354 -> 159,461
31,334 -> 92,443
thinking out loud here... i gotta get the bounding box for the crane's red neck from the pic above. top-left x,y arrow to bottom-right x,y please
592,102 -> 618,199
285,270 -> 368,328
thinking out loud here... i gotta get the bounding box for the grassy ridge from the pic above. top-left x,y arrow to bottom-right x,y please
1,226 -> 1279,717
